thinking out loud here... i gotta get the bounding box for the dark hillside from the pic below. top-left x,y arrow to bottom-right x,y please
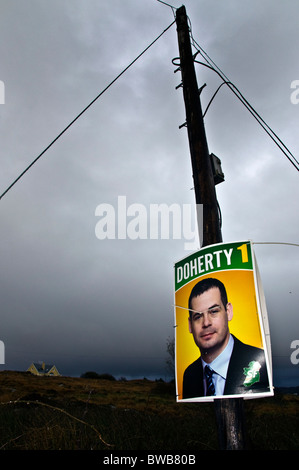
0,371 -> 298,451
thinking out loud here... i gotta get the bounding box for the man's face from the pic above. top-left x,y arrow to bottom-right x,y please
188,287 -> 233,361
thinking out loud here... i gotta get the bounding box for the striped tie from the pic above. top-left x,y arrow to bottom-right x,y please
204,365 -> 215,396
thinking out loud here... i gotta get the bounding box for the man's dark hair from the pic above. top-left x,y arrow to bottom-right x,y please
188,277 -> 228,317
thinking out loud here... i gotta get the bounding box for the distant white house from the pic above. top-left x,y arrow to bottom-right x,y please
27,362 -> 60,377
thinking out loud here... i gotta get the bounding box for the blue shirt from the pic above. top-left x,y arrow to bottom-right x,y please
201,334 -> 234,396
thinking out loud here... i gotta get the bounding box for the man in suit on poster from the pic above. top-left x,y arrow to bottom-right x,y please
182,277 -> 270,399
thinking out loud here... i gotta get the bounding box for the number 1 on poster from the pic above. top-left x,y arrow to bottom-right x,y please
237,243 -> 249,263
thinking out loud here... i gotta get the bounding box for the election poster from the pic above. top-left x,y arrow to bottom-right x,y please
174,240 -> 274,402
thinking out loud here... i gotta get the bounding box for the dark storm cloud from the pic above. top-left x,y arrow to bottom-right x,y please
0,0 -> 298,385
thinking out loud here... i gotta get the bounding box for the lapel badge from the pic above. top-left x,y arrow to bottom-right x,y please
243,361 -> 261,386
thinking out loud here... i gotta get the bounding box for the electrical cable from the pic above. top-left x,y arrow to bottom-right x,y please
156,0 -> 177,18
253,242 -> 299,247
196,58 -> 299,172
203,80 -> 233,118
173,51 -> 299,173
186,20 -> 299,172
0,19 -> 176,201
197,57 -> 299,172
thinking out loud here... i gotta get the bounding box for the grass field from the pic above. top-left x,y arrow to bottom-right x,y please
0,370 -> 298,451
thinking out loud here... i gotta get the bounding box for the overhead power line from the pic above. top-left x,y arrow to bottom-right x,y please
253,241 -> 299,248
156,0 -> 177,17
0,20 -> 175,201
184,17 -> 299,173
194,55 -> 299,173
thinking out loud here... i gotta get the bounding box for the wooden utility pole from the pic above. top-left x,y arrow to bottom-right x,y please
175,5 -> 222,247
175,5 -> 247,450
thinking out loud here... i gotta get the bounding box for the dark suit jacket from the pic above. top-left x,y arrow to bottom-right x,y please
182,335 -> 270,399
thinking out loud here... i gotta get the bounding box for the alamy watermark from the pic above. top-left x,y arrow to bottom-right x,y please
290,340 -> 299,365
95,196 -> 202,251
290,80 -> 299,104
0,80 -> 4,104
0,341 -> 4,364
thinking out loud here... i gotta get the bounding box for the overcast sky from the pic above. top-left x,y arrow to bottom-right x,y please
0,0 -> 298,387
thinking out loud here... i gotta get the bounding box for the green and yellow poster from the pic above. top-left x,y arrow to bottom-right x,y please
174,240 -> 273,402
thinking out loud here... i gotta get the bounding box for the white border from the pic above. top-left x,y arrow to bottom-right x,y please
174,240 -> 274,402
